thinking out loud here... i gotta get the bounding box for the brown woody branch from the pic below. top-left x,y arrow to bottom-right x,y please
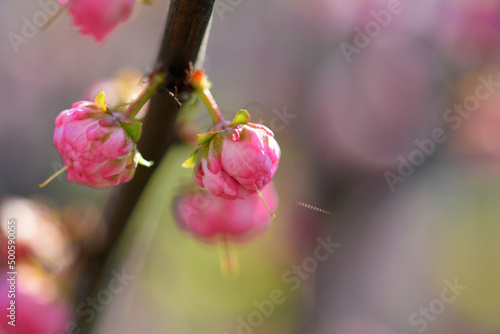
76,0 -> 215,331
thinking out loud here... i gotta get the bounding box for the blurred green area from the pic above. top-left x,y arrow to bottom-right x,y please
432,176 -> 500,330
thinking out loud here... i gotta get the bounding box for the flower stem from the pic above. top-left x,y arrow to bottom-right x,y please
124,72 -> 166,120
256,188 -> 276,219
191,71 -> 224,124
41,4 -> 65,32
219,236 -> 239,278
38,164 -> 70,188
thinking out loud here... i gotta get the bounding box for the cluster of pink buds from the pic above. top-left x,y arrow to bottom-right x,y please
173,71 -> 282,275
40,65 -> 281,275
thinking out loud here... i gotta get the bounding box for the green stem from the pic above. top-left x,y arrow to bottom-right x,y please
41,4 -> 65,32
256,188 -> 276,219
219,235 -> 239,278
124,73 -> 166,120
38,164 -> 70,188
192,78 -> 224,124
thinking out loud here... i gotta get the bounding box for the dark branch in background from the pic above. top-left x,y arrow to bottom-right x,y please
75,0 -> 215,331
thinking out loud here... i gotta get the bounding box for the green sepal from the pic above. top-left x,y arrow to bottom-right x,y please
210,133 -> 223,160
229,109 -> 251,126
134,151 -> 153,167
197,131 -> 218,146
94,91 -> 107,111
121,121 -> 142,142
182,149 -> 198,168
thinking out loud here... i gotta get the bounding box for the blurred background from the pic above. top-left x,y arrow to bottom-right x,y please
2,0 -> 500,333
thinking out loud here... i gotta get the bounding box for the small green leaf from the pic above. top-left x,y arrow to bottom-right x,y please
138,0 -> 154,5
197,132 -> 218,146
229,109 -> 250,126
94,91 -> 107,111
121,121 -> 142,142
212,134 -> 224,158
135,152 -> 153,167
182,150 -> 197,168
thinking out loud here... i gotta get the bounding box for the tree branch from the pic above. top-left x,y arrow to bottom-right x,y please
75,0 -> 215,331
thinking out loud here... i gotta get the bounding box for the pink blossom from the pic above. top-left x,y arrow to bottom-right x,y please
190,111 -> 281,199
174,183 -> 278,243
58,0 -> 135,42
0,280 -> 70,334
53,94 -> 140,188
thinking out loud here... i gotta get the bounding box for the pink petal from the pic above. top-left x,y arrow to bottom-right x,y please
63,119 -> 96,153
100,130 -> 126,159
86,123 -> 110,141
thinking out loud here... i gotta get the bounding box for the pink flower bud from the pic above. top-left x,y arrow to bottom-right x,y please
174,183 -> 278,243
52,93 -> 143,188
187,110 -> 281,199
58,0 -> 135,42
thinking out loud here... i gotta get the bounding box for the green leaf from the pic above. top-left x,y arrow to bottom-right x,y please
210,133 -> 223,159
94,91 -> 107,111
182,150 -> 197,168
121,121 -> 142,142
135,152 -> 153,167
229,109 -> 250,126
197,132 -> 218,146
138,0 -> 154,5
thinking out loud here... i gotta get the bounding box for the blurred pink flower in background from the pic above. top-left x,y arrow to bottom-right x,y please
451,69 -> 500,163
438,1 -> 500,62
306,33 -> 442,170
83,69 -> 148,116
0,198 -> 73,273
58,0 -> 136,43
0,273 -> 70,334
174,183 -> 278,244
